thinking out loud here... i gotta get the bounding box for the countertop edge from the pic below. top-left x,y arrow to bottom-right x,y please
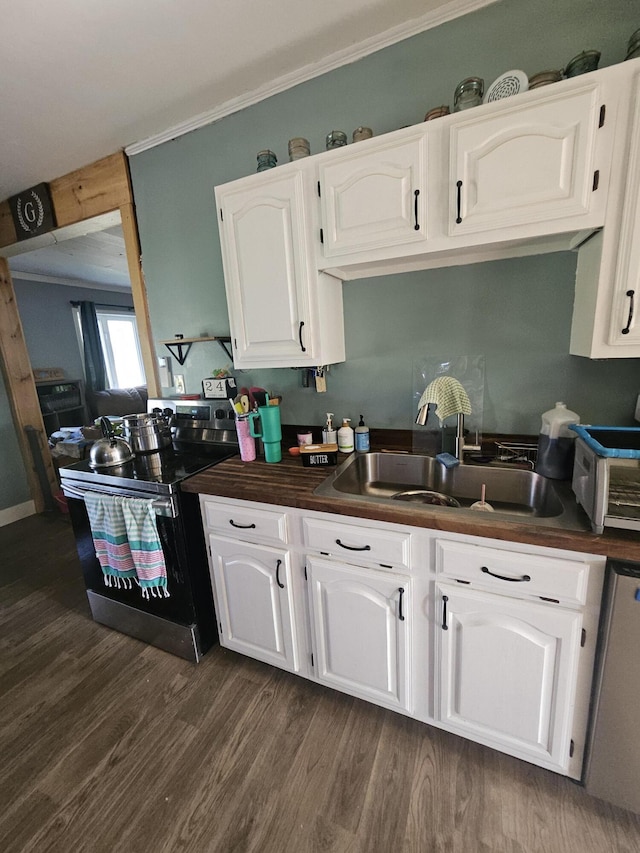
182,456 -> 640,562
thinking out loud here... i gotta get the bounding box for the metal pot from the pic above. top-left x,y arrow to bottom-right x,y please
89,417 -> 135,468
122,412 -> 172,454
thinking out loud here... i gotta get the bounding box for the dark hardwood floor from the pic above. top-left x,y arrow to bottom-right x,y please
1,513 -> 640,853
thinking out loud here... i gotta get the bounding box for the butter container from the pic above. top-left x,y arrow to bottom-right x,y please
300,443 -> 338,467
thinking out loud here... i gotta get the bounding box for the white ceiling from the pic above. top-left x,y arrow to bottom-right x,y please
4,0 -> 495,288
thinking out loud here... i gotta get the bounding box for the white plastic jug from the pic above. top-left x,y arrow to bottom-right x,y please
535,402 -> 579,479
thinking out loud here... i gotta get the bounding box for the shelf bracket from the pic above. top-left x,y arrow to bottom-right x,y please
163,340 -> 192,365
217,338 -> 233,361
159,336 -> 233,365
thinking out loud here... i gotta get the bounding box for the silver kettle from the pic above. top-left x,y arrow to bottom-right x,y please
89,417 -> 135,468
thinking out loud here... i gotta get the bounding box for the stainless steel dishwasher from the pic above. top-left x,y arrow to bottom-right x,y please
584,559 -> 640,814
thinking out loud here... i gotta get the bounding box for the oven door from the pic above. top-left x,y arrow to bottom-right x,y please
64,486 -> 217,662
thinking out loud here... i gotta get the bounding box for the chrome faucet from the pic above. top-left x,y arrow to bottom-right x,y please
454,413 -> 481,462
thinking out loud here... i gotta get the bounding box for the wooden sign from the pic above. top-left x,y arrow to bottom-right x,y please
8,182 -> 57,241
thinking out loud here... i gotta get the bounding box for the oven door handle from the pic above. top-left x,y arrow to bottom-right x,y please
61,484 -> 177,517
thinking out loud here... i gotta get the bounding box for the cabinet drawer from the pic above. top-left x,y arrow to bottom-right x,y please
303,517 -> 410,570
203,500 -> 288,545
435,539 -> 590,605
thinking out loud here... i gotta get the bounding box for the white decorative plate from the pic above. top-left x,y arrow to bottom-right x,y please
483,69 -> 529,103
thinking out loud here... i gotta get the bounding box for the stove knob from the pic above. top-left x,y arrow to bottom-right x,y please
215,408 -> 226,419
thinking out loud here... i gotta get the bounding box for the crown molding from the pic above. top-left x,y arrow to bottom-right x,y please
10,270 -> 131,292
126,0 -> 496,157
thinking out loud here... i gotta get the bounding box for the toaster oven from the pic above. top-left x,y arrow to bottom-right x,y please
571,426 -> 640,534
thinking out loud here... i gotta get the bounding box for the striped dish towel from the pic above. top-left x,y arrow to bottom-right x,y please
84,492 -> 169,599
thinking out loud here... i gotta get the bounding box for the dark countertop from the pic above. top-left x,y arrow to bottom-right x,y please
182,453 -> 640,562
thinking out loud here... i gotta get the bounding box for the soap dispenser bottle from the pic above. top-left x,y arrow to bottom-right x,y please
322,412 -> 337,444
337,418 -> 354,453
355,414 -> 370,452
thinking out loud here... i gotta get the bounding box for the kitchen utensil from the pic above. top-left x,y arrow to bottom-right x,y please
250,387 -> 268,407
484,70 -> 528,103
470,483 -> 494,512
122,412 -> 172,454
89,417 -> 135,468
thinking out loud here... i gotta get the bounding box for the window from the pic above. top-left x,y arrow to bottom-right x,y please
96,309 -> 145,388
73,305 -> 145,389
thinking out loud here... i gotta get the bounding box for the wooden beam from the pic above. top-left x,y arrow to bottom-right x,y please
0,258 -> 58,512
0,149 -> 159,513
120,201 -> 160,396
0,152 -> 131,251
50,152 -> 131,230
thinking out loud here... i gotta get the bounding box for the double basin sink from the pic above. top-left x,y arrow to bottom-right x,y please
314,452 -> 586,530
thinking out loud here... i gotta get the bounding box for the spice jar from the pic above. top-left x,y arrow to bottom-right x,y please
352,126 -> 373,142
326,130 -> 347,150
256,150 -> 277,171
288,137 -> 310,160
453,77 -> 484,112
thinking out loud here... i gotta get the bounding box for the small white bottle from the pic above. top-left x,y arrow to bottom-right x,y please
355,414 -> 370,452
322,412 -> 337,444
337,418 -> 354,453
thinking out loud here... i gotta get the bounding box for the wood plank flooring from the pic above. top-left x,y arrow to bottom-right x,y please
1,513 -> 640,853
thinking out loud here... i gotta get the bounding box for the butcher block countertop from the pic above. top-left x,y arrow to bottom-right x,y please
182,453 -> 640,562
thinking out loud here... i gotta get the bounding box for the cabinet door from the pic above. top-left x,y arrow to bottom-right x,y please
307,557 -> 411,712
435,583 -> 582,773
449,83 -> 605,238
208,536 -> 300,673
319,130 -> 428,258
607,72 -> 640,350
216,168 -> 344,368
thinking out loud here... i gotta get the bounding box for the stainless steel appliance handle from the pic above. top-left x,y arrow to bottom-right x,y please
61,484 -> 177,517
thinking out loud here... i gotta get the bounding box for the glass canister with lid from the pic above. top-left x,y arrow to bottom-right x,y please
326,130 -> 348,150
256,150 -> 277,171
453,77 -> 484,111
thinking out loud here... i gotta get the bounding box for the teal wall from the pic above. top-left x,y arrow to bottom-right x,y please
13,279 -> 133,380
129,0 -> 640,436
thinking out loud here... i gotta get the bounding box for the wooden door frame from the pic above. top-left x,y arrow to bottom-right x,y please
0,151 -> 159,512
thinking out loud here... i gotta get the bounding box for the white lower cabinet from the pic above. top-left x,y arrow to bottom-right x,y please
200,496 -> 603,779
306,556 -> 411,712
435,583 -> 583,774
207,535 -> 301,674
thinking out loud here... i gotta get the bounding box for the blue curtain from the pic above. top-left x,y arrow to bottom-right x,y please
79,301 -> 107,401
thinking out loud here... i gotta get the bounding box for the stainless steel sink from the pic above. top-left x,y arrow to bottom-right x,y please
314,452 -> 587,529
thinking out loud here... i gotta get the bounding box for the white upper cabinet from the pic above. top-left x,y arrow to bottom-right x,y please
215,164 -> 344,369
571,61 -> 640,358
318,128 -> 429,259
448,80 -> 608,241
606,69 -> 640,350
